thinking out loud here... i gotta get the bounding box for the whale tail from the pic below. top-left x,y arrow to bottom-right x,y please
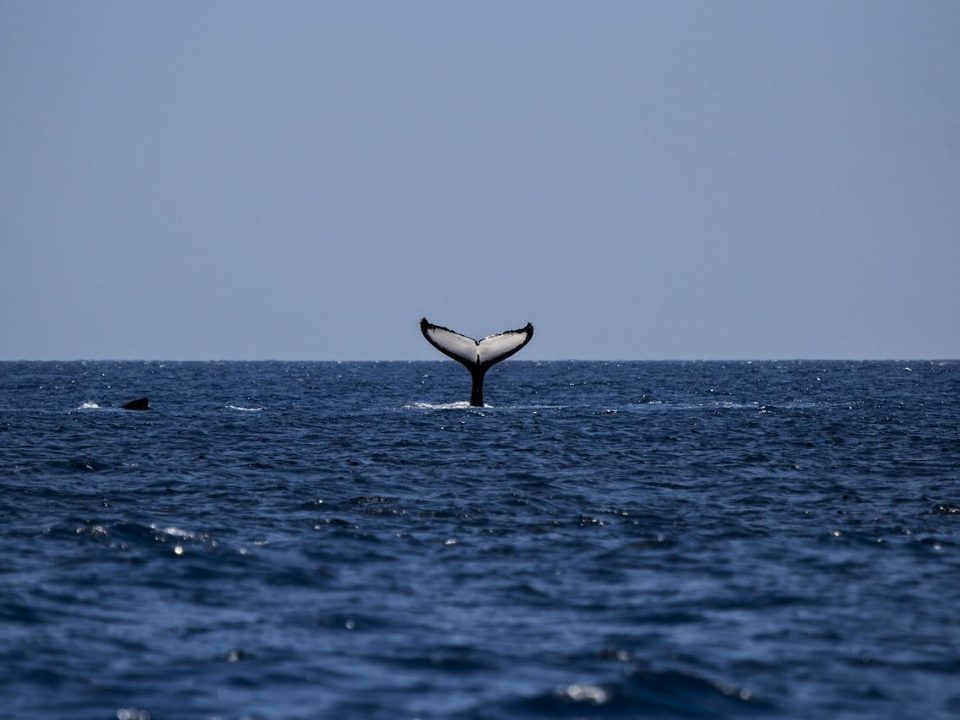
420,318 -> 534,406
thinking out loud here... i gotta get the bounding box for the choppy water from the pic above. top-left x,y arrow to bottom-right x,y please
1,360 -> 958,719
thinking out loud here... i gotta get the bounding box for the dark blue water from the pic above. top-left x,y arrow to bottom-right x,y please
1,360 -> 958,719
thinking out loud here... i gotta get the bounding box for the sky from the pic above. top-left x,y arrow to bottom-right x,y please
1,1 -> 957,360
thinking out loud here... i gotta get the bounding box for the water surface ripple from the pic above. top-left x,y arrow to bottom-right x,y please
1,361 -> 958,719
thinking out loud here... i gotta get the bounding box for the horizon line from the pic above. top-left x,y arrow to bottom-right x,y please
0,357 -> 956,364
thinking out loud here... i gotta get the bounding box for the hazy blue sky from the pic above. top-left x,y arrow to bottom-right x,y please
1,1 -> 957,360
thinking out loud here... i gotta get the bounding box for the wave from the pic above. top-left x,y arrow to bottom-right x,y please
466,666 -> 774,718
618,399 -> 827,413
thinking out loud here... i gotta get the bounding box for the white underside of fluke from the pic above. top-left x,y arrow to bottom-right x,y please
421,321 -> 533,367
423,325 -> 481,364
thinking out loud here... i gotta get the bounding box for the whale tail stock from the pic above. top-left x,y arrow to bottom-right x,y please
420,317 -> 534,407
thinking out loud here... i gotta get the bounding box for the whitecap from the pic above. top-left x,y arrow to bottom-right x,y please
226,405 -> 265,412
77,401 -> 100,410
557,683 -> 610,705
152,525 -> 195,539
714,401 -> 761,409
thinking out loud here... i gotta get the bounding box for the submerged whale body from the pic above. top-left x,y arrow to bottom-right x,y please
420,317 -> 534,407
120,397 -> 150,411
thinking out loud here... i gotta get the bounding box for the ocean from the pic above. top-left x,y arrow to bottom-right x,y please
0,360 -> 957,719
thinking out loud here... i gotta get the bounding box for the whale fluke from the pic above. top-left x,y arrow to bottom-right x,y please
120,397 -> 150,411
420,318 -> 534,406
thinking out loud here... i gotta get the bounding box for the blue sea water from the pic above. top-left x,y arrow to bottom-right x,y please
0,360 -> 958,720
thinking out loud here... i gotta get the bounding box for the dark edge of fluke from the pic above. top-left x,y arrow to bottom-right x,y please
420,317 -> 534,407
120,397 -> 150,411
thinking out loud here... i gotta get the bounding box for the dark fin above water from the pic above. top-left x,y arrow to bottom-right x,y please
420,318 -> 534,407
120,397 -> 150,411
